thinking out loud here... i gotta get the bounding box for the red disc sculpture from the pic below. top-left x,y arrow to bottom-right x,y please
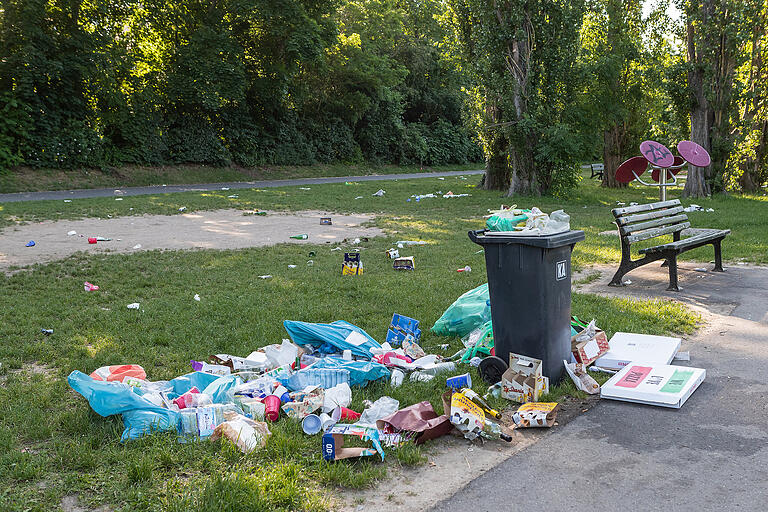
640,140 -> 675,168
677,140 -> 711,167
615,156 -> 648,184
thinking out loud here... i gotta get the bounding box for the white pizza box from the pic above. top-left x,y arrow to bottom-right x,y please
601,364 -> 705,408
593,332 -> 681,371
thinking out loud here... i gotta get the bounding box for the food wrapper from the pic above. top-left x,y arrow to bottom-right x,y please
563,360 -> 600,395
209,413 -> 271,453
513,402 -> 560,428
281,386 -> 324,419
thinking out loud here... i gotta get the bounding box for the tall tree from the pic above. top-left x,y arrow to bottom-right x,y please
682,0 -> 756,197
445,0 -> 585,195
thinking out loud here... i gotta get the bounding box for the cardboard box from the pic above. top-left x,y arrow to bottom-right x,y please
600,364 -> 705,408
322,424 -> 385,461
594,332 -> 681,370
342,253 -> 363,275
514,402 -> 560,428
386,313 -> 421,346
393,256 -> 415,270
571,327 -> 610,365
501,353 -> 549,403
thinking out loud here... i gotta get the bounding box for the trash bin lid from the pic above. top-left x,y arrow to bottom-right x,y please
468,229 -> 585,248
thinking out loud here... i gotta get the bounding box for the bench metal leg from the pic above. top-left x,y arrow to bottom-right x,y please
609,269 -> 626,287
713,240 -> 724,272
666,254 -> 679,291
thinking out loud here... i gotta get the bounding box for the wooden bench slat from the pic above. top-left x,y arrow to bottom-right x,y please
639,229 -> 731,254
625,221 -> 690,244
616,206 -> 685,226
612,199 -> 680,217
620,214 -> 689,235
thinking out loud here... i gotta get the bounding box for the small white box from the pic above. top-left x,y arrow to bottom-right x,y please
593,332 -> 681,370
601,364 -> 705,408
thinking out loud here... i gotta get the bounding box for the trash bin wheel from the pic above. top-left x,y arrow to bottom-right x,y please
479,356 -> 508,384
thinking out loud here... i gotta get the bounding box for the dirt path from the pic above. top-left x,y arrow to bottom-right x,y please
0,209 -> 383,271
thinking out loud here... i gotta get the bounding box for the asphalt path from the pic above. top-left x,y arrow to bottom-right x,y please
0,170 -> 484,203
430,263 -> 768,512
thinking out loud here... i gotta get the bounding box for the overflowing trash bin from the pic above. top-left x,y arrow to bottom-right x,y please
469,229 -> 585,382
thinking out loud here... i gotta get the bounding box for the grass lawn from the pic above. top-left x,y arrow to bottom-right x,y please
2,171 -> 763,511
0,163 -> 483,194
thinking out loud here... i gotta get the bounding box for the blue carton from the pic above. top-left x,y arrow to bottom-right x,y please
386,313 -> 421,346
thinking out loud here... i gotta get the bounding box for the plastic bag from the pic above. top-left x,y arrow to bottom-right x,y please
431,283 -> 491,337
283,320 -> 381,359
358,396 -> 400,426
322,382 -> 352,413
486,210 -> 529,231
264,339 -> 299,368
210,413 -> 271,453
541,209 -> 570,235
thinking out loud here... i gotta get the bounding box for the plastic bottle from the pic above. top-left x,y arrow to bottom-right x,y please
390,369 -> 405,388
187,393 -> 213,408
420,362 -> 456,376
409,371 -> 435,383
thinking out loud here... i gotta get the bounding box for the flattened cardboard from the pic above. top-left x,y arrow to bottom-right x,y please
594,332 -> 681,370
600,364 -> 705,408
514,402 -> 560,428
321,424 -> 385,461
501,353 -> 549,403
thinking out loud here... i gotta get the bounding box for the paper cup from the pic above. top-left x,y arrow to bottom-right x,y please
302,414 -> 322,435
319,413 -> 336,430
446,373 -> 472,389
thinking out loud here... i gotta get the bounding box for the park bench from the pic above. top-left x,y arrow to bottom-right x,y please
609,199 -> 730,291
590,163 -> 604,179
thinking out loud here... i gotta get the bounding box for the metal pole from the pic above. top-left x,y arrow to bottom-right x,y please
659,167 -> 666,201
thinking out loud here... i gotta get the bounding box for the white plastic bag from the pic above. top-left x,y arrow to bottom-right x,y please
264,339 -> 299,368
541,210 -> 570,235
322,382 -> 351,413
358,396 -> 400,426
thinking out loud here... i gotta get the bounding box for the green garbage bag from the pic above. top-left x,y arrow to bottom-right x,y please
485,211 -> 529,231
431,283 -> 491,337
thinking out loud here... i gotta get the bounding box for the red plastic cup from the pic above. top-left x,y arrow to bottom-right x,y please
264,395 -> 281,422
338,407 -> 361,421
88,237 -> 97,244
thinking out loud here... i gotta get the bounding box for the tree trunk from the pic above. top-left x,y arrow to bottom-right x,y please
507,140 -> 539,196
683,16 -> 711,198
482,129 -> 511,190
602,123 -> 627,188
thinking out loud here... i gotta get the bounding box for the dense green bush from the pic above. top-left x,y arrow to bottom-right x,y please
0,0 -> 480,172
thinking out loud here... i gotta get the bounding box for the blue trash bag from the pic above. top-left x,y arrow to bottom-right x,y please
68,370 -> 241,441
431,283 -> 491,337
308,357 -> 390,387
283,320 -> 381,359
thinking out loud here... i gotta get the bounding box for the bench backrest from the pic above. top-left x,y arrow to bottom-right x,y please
611,199 -> 690,244
591,163 -> 605,171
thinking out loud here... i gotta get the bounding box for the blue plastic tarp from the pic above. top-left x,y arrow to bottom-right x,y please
309,357 -> 390,387
283,320 -> 381,359
68,370 -> 240,442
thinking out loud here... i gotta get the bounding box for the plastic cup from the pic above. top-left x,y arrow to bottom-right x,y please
446,373 -> 472,389
342,349 -> 353,361
264,395 -> 281,422
88,237 -> 97,244
273,386 -> 291,403
338,407 -> 361,421
319,413 -> 336,430
302,414 -> 322,435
